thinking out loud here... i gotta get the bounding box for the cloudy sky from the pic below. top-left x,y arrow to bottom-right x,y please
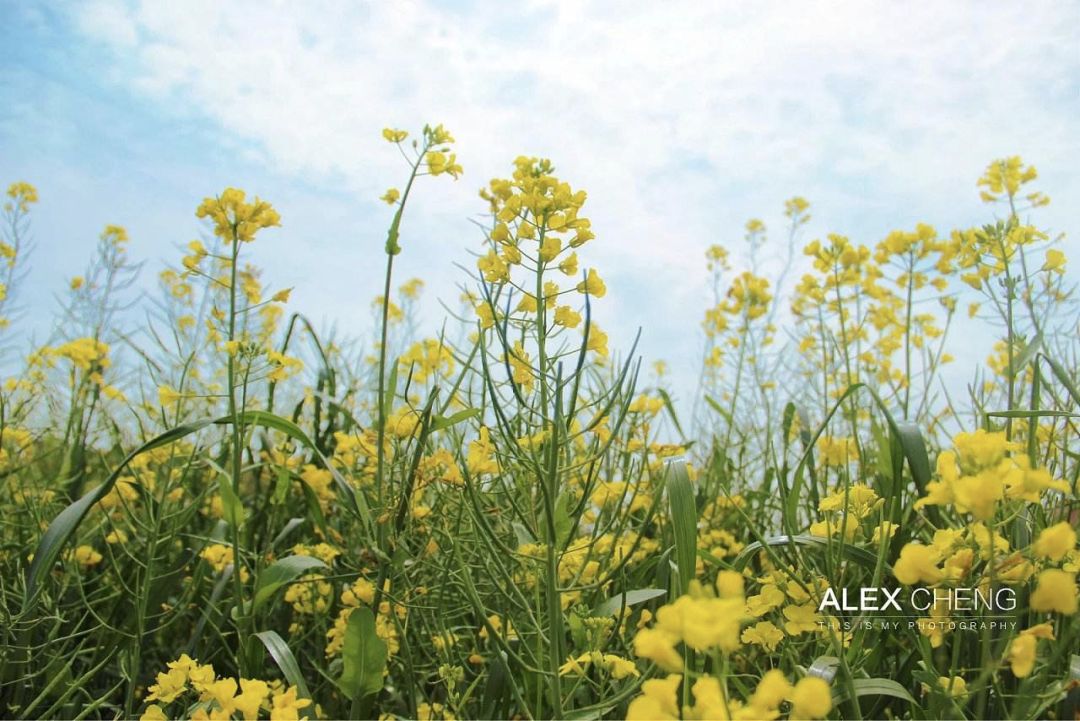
3,1 -> 1078,406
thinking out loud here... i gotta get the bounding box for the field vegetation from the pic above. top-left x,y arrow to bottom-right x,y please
0,128 -> 1077,720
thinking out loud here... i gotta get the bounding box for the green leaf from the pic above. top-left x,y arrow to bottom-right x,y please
382,358 -> 400,426
479,650 -> 511,721
595,588 -> 667,616
732,534 -> 890,575
871,419 -> 894,489
270,518 -> 305,550
665,460 -> 697,595
512,522 -> 537,547
1014,330 -> 1044,372
272,464 -> 291,504
657,388 -> 685,440
338,606 -> 387,701
781,402 -> 797,450
848,678 -> 918,705
430,407 -> 481,432
25,418 -> 215,605
553,490 -> 574,547
893,421 -> 931,497
226,410 -> 369,527
252,555 -> 326,612
704,394 -> 733,425
782,384 -> 933,533
218,475 -> 245,528
1041,352 -> 1080,407
203,457 -> 246,528
255,630 -> 311,700
987,409 -> 1080,419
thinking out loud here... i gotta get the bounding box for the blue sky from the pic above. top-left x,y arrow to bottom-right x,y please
3,1 -> 1079,407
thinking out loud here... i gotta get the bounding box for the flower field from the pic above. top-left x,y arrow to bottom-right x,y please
0,128 -> 1077,720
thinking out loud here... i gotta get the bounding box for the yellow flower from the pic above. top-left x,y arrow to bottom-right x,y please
554,305 -> 581,329
790,676 -> 832,719
817,436 -> 858,467
515,294 -> 538,313
477,249 -> 509,283
894,543 -> 943,585
466,427 -> 499,476
417,448 -> 464,486
626,675 -> 681,721
1002,621 -> 1054,686
632,627 -> 683,672
400,277 -> 424,300
741,620 -> 784,651
953,429 -> 1013,471
231,679 -> 269,721
146,667 -> 188,703
196,188 -> 280,243
1007,633 -> 1037,678
425,151 -> 463,179
688,676 -> 729,719
271,288 -> 292,303
976,156 -> 1040,203
506,341 -> 534,388
576,268 -> 607,298
782,603 -> 821,634
559,252 -> 579,276
72,545 -> 103,568
1032,521 -> 1077,561
428,124 -> 455,144
872,522 -> 898,544
200,544 -> 238,574
5,181 -> 39,212
270,686 -> 311,721
52,337 -> 110,371
558,652 -> 593,677
951,470 -> 1002,521
809,514 -> 860,541
200,676 -> 238,714
585,324 -> 608,357
1022,621 -> 1055,640
936,676 -> 968,698
105,529 -> 128,544
539,236 -> 562,262
140,705 -> 168,721
715,570 -> 744,599
70,276 -> 84,290
603,654 -> 639,679
1042,248 -> 1066,273
752,669 -> 794,712
1030,569 -> 1078,614
381,187 -> 401,204
386,406 -> 421,439
745,584 -> 786,617
100,223 -> 123,246
382,128 -> 408,143
473,302 -> 495,329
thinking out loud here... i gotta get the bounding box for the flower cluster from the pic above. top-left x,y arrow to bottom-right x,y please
141,655 -> 310,721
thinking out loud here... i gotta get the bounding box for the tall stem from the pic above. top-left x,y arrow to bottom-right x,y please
533,222 -> 564,718
902,252 -> 915,419
375,147 -> 427,514
225,229 -> 251,671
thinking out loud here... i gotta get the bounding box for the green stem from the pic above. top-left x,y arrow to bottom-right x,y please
225,228 -> 252,673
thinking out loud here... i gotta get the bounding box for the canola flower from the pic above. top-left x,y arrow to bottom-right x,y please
1,151 -> 1078,721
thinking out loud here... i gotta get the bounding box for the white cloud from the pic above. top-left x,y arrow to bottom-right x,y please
69,0 -> 1080,402
73,0 -> 139,48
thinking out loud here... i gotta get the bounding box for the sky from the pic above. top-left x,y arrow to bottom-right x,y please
2,0 -> 1079,410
